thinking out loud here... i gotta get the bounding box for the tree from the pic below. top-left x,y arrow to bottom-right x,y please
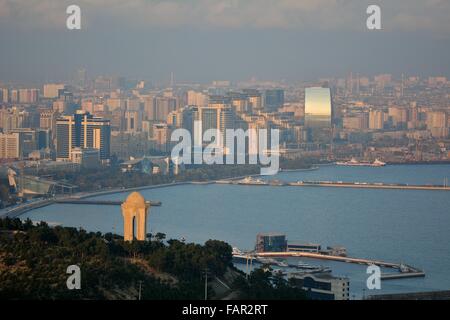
154,232 -> 166,242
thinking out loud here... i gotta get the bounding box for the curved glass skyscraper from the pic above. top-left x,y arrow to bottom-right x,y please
305,87 -> 332,128
305,87 -> 333,143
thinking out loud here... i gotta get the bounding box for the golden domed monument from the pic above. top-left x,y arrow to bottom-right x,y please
121,192 -> 150,241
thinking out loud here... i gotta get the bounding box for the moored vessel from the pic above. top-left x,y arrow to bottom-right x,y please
336,158 -> 386,167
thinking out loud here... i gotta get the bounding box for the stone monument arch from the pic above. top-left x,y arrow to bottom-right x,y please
121,192 -> 150,241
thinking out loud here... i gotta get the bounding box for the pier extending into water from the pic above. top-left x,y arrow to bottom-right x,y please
220,177 -> 450,192
254,251 -> 425,280
54,199 -> 162,206
290,181 -> 450,191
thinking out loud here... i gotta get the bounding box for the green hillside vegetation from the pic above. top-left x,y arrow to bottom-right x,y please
0,218 -> 307,300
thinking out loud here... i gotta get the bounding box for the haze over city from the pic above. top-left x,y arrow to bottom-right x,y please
1,0 -> 450,84
1,0 -> 450,305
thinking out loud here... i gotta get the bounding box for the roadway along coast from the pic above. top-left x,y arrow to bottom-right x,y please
3,173 -> 449,220
0,174 -> 254,219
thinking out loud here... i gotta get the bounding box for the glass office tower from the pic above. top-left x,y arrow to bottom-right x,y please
305,87 -> 332,128
304,87 -> 333,142
264,89 -> 285,112
56,111 -> 111,162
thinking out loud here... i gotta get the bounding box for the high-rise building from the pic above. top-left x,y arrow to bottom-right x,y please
369,110 -> 384,130
107,97 -> 125,111
53,100 -> 67,114
56,111 -> 111,162
264,89 -> 284,112
126,98 -> 141,111
11,90 -> 19,103
388,107 -> 408,129
304,87 -> 333,143
227,92 -> 249,113
200,96 -> 235,149
176,106 -> 199,137
111,108 -> 125,131
343,113 -> 369,130
151,96 -> 177,121
186,90 -> 208,108
0,132 -> 20,159
143,95 -> 155,120
305,87 -> 333,128
125,110 -> 143,133
8,129 -> 35,157
152,123 -> 171,152
1,88 -> 9,103
243,89 -> 262,112
426,111 -> 449,138
74,68 -> 87,89
0,108 -> 34,132
43,84 -> 65,99
18,89 -> 39,103
7,128 -> 49,157
256,233 -> 287,253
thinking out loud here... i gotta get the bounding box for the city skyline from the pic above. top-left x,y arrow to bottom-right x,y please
1,1 -> 450,303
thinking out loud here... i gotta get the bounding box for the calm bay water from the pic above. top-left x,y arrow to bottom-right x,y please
22,164 -> 450,298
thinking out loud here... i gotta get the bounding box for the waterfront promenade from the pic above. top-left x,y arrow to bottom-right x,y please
0,182 -> 181,219
3,174 -> 450,220
0,174 -> 254,219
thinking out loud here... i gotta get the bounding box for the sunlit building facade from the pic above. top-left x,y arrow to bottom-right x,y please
199,96 -> 235,150
56,111 -> 111,163
304,87 -> 333,142
305,87 -> 332,128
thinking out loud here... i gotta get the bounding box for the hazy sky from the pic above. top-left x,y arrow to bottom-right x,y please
1,0 -> 450,84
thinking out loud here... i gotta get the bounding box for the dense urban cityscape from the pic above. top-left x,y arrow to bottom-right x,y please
1,72 -> 450,300
1,72 -> 450,175
1,0 -> 450,308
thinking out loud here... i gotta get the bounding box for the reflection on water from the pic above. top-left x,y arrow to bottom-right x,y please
22,164 -> 450,298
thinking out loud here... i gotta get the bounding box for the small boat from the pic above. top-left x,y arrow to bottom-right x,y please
269,180 -> 286,186
274,260 -> 289,268
336,158 -> 386,167
236,177 -> 267,185
372,159 -> 387,167
296,261 -> 319,270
